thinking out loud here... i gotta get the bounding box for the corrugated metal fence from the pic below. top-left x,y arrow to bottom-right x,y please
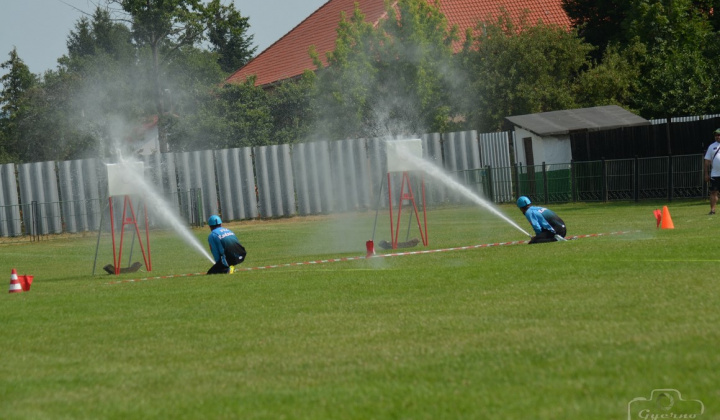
0,130 -> 513,238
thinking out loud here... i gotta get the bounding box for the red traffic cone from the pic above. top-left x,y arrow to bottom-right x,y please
20,275 -> 33,292
661,206 -> 675,229
8,268 -> 22,294
653,209 -> 662,228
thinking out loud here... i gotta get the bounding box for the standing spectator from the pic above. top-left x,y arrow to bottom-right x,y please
703,128 -> 720,215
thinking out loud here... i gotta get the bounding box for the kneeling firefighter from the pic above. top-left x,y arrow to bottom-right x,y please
206,215 -> 247,274
516,196 -> 567,244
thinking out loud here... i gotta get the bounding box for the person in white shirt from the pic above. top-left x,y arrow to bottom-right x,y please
703,128 -> 720,215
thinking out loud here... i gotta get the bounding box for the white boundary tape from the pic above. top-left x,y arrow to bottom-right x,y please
108,231 -> 638,285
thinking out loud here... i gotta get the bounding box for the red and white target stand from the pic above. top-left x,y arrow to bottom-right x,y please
102,162 -> 152,275
385,139 -> 429,250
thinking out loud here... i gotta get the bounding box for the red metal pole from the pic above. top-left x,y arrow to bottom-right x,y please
406,173 -> 426,246
421,176 -> 428,246
126,197 -> 149,271
387,172 -> 394,248
393,172 -> 409,249
116,196 -> 129,275
144,202 -> 152,271
109,197 -> 118,275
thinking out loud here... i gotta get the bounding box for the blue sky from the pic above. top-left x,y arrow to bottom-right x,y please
1,0 -> 327,76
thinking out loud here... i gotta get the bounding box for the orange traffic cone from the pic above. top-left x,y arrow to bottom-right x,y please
653,209 -> 662,228
661,206 -> 674,229
20,275 -> 33,292
8,268 -> 22,294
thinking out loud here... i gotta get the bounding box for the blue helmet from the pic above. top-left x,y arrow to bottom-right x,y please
208,215 -> 222,226
516,196 -> 531,208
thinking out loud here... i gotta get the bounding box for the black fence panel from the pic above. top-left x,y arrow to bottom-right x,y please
671,117 -> 720,155
606,159 -> 634,200
637,157 -> 669,200
573,161 -> 603,202
570,117 -> 720,161
672,154 -> 704,199
507,154 -> 704,204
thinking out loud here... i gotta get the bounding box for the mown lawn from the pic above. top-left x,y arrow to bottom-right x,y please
1,200 -> 717,419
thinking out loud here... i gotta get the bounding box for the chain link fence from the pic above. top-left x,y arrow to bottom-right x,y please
459,154 -> 705,205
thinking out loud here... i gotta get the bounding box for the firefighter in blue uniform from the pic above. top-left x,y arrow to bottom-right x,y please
207,215 -> 246,274
516,196 -> 567,244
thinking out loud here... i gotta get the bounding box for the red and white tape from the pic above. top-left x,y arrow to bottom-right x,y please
107,231 -> 637,284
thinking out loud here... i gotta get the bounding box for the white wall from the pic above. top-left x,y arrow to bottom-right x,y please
512,127 -> 572,166
537,134 -> 571,165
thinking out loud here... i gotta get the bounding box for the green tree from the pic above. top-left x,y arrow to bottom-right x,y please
574,41 -> 644,110
111,0 -> 255,152
562,0 -> 720,117
55,7 -> 151,159
65,16 -> 96,60
161,46 -> 229,150
267,71 -> 316,144
13,70 -> 99,162
204,0 -> 256,73
624,0 -> 712,50
0,48 -> 36,162
112,0 -> 207,152
626,0 -> 719,117
175,78 -> 273,151
561,0 -> 629,58
311,5 -> 381,139
564,0 -> 720,50
459,13 -> 593,131
4,5 -> 224,162
377,0 -> 460,134
63,8 -> 136,70
311,0 -> 459,140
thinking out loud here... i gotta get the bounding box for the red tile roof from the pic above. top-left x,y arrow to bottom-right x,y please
226,0 -> 570,87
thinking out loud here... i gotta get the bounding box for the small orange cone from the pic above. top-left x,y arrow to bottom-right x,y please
653,209 -> 662,228
661,206 -> 674,229
8,268 -> 22,294
19,275 -> 33,292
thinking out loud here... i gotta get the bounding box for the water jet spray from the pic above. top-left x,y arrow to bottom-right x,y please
388,139 -> 531,238
93,157 -> 214,275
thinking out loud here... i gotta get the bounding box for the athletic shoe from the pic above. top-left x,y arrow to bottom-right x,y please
710,211 -> 716,215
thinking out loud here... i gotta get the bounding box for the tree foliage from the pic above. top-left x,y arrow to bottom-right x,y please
204,0 -> 256,73
109,0 -> 254,152
175,78 -> 272,151
561,0 -> 628,58
311,0 -> 460,139
563,0 -> 720,118
1,2 -> 232,162
574,42 -> 644,110
0,48 -> 37,162
3,0 -> 720,164
459,13 -> 594,131
112,0 -> 206,152
267,71 -> 316,144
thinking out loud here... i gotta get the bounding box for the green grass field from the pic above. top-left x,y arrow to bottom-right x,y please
1,200 -> 718,419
